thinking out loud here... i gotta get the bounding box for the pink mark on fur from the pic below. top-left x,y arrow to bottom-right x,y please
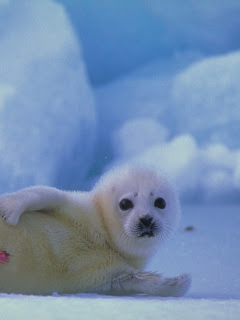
0,251 -> 10,263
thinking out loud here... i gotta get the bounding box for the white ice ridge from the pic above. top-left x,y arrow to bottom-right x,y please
0,0 -> 96,192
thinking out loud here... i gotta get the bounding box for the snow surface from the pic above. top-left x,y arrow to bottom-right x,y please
0,295 -> 239,320
0,0 -> 96,193
150,205 -> 240,300
0,205 -> 239,319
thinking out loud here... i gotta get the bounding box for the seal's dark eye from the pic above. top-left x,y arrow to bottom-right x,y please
154,197 -> 166,209
119,199 -> 133,211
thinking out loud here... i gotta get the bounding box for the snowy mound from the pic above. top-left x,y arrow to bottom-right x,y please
112,118 -> 240,202
172,51 -> 240,148
0,0 -> 96,193
94,51 -> 240,202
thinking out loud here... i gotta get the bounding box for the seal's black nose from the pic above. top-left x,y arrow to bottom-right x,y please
140,215 -> 153,228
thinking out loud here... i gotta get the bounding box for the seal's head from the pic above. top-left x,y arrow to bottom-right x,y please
94,166 -> 181,260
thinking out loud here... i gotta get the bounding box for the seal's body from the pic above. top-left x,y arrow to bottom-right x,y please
0,166 -> 191,296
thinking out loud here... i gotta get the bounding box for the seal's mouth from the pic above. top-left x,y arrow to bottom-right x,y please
129,218 -> 159,239
137,222 -> 157,238
138,231 -> 155,238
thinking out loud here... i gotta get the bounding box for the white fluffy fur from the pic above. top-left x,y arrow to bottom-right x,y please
0,166 -> 191,295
